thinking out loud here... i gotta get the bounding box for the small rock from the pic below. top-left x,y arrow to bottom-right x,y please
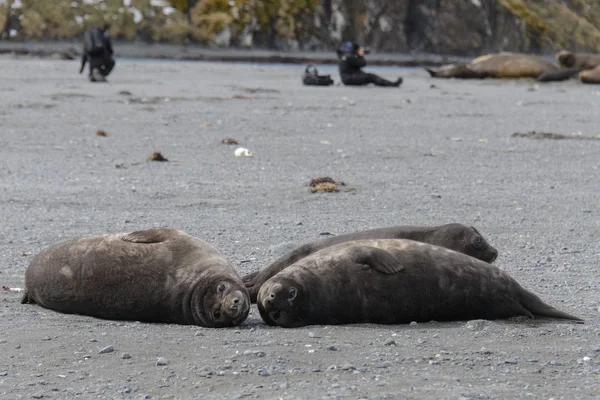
0,371 -> 7,376
148,152 -> 168,162
234,147 -> 252,157
32,394 -> 44,399
480,348 -> 491,355
326,346 -> 338,351
465,319 -> 489,331
308,332 -> 321,339
341,363 -> 354,371
383,338 -> 397,346
257,369 -> 270,377
96,130 -> 108,137
505,358 -> 518,364
429,360 -> 440,365
156,357 -> 169,366
98,345 -> 114,354
121,353 -> 132,360
550,360 -> 562,366
409,321 -> 418,326
194,331 -> 204,337
42,337 -> 51,341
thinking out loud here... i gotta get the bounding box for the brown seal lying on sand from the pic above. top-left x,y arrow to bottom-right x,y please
426,52 -> 576,82
21,228 -> 250,327
257,239 -> 583,327
243,223 -> 498,302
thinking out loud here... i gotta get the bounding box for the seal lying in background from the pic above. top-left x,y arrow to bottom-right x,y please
21,228 -> 250,327
556,50 -> 600,70
579,65 -> 600,84
257,239 -> 583,327
426,52 -> 574,81
243,223 -> 498,302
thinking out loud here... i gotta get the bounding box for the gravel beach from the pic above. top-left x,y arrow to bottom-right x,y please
0,56 -> 599,399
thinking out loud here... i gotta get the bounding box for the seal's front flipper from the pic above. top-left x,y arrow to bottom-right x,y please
121,228 -> 180,244
348,246 -> 403,274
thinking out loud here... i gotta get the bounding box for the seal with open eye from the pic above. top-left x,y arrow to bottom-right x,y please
257,239 -> 582,327
243,223 -> 498,302
21,228 -> 250,327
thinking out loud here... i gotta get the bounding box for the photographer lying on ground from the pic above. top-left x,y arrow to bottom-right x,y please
336,42 -> 403,87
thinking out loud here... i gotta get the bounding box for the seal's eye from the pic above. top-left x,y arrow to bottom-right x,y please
271,311 -> 281,321
472,236 -> 484,250
217,283 -> 226,293
288,288 -> 297,300
213,309 -> 222,320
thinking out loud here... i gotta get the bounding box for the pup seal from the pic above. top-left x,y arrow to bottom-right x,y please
257,239 -> 582,327
426,52 -> 559,80
21,228 -> 250,327
243,223 -> 498,302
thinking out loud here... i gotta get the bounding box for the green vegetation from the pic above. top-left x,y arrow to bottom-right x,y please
1,0 -> 600,53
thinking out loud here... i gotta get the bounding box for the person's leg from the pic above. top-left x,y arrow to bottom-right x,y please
100,57 -> 115,77
88,57 -> 105,82
364,73 -> 402,87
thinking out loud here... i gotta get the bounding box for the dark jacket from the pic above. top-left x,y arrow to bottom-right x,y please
338,52 -> 367,80
80,28 -> 114,73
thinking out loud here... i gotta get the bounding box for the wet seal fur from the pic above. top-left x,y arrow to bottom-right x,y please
257,239 -> 583,327
426,52 -> 564,81
243,223 -> 498,303
21,228 -> 250,327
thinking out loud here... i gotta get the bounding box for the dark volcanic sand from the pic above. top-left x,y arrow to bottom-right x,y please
0,57 -> 599,399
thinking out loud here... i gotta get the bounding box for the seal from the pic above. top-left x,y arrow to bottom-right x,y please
21,228 -> 250,327
243,223 -> 498,302
579,65 -> 600,84
257,239 -> 583,327
556,50 -> 600,70
426,52 -> 559,80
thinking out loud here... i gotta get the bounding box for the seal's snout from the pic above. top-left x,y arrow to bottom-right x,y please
224,290 -> 249,318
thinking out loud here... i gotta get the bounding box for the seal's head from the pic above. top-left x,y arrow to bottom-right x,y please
257,277 -> 306,327
434,224 -> 498,263
192,278 -> 250,327
556,50 -> 575,68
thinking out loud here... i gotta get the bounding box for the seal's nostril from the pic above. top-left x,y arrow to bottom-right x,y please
233,298 -> 239,304
270,293 -> 275,299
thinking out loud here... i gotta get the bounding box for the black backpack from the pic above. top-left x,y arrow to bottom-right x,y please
302,65 -> 334,86
84,28 -> 106,56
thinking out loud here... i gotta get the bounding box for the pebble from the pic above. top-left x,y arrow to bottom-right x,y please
257,369 -> 271,377
32,394 -> 44,399
383,338 -> 397,346
0,371 -> 7,376
194,331 -> 204,337
341,363 -> 354,371
98,345 -> 114,354
505,358 -> 518,364
156,357 -> 169,366
550,360 -> 562,366
465,320 -> 489,331
326,345 -> 338,351
429,360 -> 440,365
480,348 -> 491,355
308,332 -> 321,338
121,353 -> 132,360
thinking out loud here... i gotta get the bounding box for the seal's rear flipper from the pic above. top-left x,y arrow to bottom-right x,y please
122,228 -> 181,244
348,246 -> 403,274
537,68 -> 581,82
521,290 -> 584,323
425,68 -> 438,77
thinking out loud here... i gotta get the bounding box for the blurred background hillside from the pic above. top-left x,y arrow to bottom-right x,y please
1,0 -> 599,56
